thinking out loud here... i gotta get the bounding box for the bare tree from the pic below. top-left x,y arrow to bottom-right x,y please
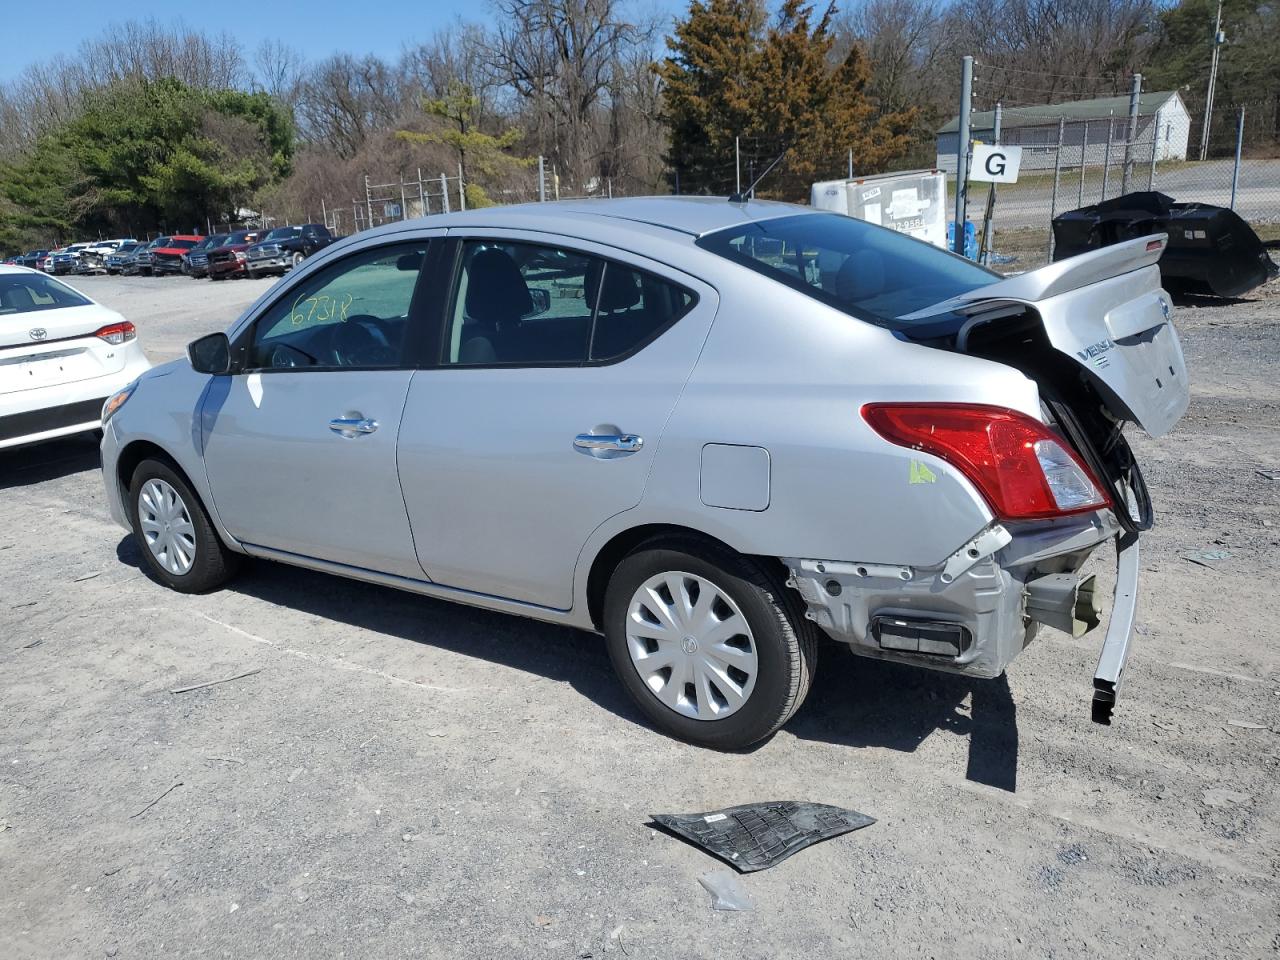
253,39 -> 306,110
294,54 -> 402,159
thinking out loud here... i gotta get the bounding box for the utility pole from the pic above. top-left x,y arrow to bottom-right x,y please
537,156 -> 546,202
1078,120 -> 1088,206
320,198 -> 327,231
440,173 -> 450,214
735,136 -> 741,195
1101,113 -> 1115,200
1121,73 -> 1142,194
458,162 -> 466,211
1200,0 -> 1226,161
1230,105 -> 1245,209
979,101 -> 1002,266
364,175 -> 374,229
847,148 -> 853,179
953,55 -> 974,256
417,168 -> 426,216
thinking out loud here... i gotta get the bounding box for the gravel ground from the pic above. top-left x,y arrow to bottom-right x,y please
2,272 -> 1278,959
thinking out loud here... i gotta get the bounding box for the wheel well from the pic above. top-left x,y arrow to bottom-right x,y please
585,523 -> 785,631
116,440 -> 185,495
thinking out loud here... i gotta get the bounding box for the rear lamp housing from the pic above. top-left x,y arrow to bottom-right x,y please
94,321 -> 136,345
861,402 -> 1110,521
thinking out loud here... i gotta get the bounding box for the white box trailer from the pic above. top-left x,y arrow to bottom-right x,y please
810,169 -> 949,250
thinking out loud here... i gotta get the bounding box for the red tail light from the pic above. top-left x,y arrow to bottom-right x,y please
861,403 -> 1110,521
94,321 -> 136,345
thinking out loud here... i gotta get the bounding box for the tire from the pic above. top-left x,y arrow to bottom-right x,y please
602,538 -> 818,749
291,251 -> 304,268
209,272 -> 222,281
127,458 -> 240,593
246,268 -> 257,279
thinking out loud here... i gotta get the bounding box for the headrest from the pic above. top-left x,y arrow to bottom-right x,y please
835,249 -> 886,303
465,248 -> 532,323
587,264 -> 641,313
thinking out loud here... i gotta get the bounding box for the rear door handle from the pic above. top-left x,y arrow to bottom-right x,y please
329,416 -> 379,437
574,433 -> 643,453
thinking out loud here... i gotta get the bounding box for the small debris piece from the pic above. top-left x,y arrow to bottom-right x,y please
651,801 -> 875,873
22,639 -> 43,649
1227,720 -> 1266,730
1256,469 -> 1277,481
397,891 -> 415,905
293,888 -> 310,903
73,572 -> 102,583
229,903 -> 239,914
1202,788 -> 1252,808
286,767 -> 304,783
532,915 -> 553,927
698,869 -> 753,911
106,946 -> 119,957
0,818 -> 9,832
11,601 -> 37,609
1181,550 -> 1231,569
205,756 -> 244,765
170,668 -> 261,695
425,730 -> 447,738
103,865 -> 122,876
130,781 -> 183,819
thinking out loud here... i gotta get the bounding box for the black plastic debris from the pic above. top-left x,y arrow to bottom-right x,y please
651,801 -> 875,873
1052,191 -> 1279,298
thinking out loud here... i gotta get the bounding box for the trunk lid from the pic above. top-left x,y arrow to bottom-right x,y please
0,305 -> 128,396
901,235 -> 1189,437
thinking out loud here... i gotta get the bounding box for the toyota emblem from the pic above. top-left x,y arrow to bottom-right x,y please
28,328 -> 47,341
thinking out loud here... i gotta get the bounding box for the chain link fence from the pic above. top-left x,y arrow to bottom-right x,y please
969,98 -> 1280,268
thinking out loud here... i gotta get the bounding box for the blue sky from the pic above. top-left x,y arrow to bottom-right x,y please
2,0 -> 689,83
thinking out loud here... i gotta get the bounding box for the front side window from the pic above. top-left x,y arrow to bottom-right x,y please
247,241 -> 429,370
444,240 -> 696,366
696,213 -> 994,329
0,274 -> 92,315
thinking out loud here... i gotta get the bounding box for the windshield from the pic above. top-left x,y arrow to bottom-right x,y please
226,231 -> 253,245
695,213 -> 996,329
165,238 -> 198,250
0,273 -> 92,314
265,227 -> 302,240
198,235 -> 228,250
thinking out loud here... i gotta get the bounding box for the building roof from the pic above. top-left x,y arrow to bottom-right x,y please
938,91 -> 1181,134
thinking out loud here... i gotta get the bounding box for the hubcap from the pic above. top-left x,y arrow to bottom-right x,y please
625,571 -> 758,721
138,478 -> 196,576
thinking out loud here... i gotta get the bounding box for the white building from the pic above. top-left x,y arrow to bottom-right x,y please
936,91 -> 1191,172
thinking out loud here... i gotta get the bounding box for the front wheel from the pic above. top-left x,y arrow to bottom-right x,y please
291,251 -> 304,268
128,458 -> 240,593
602,540 -> 817,749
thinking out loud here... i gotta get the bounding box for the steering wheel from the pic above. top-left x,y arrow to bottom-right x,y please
329,316 -> 393,366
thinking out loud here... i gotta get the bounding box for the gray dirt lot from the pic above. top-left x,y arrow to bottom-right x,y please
2,272 -> 1279,959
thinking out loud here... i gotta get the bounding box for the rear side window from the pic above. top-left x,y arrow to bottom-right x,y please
444,240 -> 696,367
696,212 -> 994,329
0,274 -> 91,314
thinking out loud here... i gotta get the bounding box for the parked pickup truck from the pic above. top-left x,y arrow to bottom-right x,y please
245,224 -> 334,278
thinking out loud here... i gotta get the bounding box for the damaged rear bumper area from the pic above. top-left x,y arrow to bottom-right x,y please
784,513 -> 1139,723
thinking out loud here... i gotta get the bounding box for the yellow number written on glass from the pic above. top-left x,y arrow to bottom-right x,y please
291,291 -> 354,325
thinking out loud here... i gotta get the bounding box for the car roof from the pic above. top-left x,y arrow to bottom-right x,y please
363,196 -> 816,241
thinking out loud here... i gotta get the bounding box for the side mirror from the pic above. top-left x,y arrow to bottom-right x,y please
525,287 -> 551,317
188,332 -> 232,375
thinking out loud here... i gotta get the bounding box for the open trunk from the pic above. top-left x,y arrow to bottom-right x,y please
899,234 -> 1190,531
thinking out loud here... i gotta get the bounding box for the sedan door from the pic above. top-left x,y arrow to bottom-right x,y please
397,234 -> 718,609
200,237 -> 441,578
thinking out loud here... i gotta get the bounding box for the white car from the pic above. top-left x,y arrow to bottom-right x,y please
1,266 -> 150,450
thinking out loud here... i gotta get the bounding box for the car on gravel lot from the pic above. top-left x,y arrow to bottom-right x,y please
205,229 -> 263,280
99,197 -> 1189,748
148,235 -> 203,275
104,242 -> 142,274
245,223 -> 336,278
182,234 -> 229,278
1,266 -> 150,450
17,250 -> 49,270
124,238 -> 167,276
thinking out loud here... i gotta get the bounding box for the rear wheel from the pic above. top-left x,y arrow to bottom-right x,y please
602,539 -> 817,749
128,458 -> 239,593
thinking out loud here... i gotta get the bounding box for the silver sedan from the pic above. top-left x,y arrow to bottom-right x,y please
99,198 -> 1188,748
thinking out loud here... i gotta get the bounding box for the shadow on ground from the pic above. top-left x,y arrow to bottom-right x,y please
0,435 -> 100,490
115,534 -> 1020,790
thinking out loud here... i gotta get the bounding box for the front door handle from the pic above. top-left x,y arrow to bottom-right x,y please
329,416 -> 379,437
574,433 -> 643,453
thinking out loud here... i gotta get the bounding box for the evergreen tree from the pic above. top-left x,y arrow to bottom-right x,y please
660,0 -> 916,199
